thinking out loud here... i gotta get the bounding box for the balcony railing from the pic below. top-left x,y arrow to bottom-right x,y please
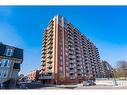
42,59 -> 46,62
47,54 -> 53,58
69,64 -> 75,68
70,70 -> 75,73
47,49 -> 53,53
47,58 -> 52,63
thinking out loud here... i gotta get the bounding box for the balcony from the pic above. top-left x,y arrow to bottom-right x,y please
42,68 -> 45,71
47,54 -> 53,58
42,59 -> 46,62
42,47 -> 46,51
42,51 -> 46,55
68,43 -> 73,47
42,63 -> 46,66
46,40 -> 53,45
47,33 -> 53,39
43,40 -> 47,44
47,58 -> 52,63
68,47 -> 74,51
78,75 -> 82,79
47,64 -> 52,69
44,33 -> 48,37
43,44 -> 46,47
47,63 -> 52,66
68,39 -> 73,44
47,40 -> 53,46
47,49 -> 53,53
69,64 -> 75,68
70,70 -> 75,74
68,51 -> 74,55
42,55 -> 46,58
47,35 -> 52,41
47,44 -> 53,49
78,71 -> 82,74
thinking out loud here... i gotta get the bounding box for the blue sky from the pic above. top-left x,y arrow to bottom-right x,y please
0,6 -> 127,75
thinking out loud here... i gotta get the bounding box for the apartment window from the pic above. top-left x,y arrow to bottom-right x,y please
0,70 -> 8,78
65,52 -> 68,56
70,76 -> 75,79
65,48 -> 68,52
59,66 -> 62,72
59,73 -> 63,80
2,59 -> 11,67
0,71 -> 2,78
3,70 -> 8,78
60,56 -> 62,60
66,67 -> 69,72
0,61 -> 2,67
66,61 -> 69,66
66,73 -> 69,78
66,57 -> 68,61
60,47 -> 62,51
60,51 -> 62,55
72,60 -> 76,63
5,48 -> 14,56
59,60 -> 62,65
71,55 -> 75,58
4,60 -> 8,67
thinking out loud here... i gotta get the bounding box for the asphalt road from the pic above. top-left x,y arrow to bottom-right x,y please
39,85 -> 127,89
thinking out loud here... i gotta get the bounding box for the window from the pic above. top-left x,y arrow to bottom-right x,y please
2,59 -> 10,67
59,73 -> 63,79
59,66 -> 62,72
66,62 -> 68,66
7,60 -> 12,67
59,60 -> 62,65
66,73 -> 69,78
70,76 -> 75,79
0,70 -> 8,78
6,48 -> 14,56
60,56 -> 62,60
3,70 -> 8,78
0,71 -> 2,78
60,51 -> 62,55
4,60 -> 8,67
65,53 -> 68,56
66,57 -> 68,61
0,61 -> 2,67
65,48 -> 68,52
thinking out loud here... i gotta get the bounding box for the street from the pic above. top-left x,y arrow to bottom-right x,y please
37,85 -> 127,90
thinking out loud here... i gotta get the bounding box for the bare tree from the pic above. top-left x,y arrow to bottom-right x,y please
115,61 -> 127,78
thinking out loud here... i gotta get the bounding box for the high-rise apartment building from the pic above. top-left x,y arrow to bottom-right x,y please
0,43 -> 23,89
40,15 -> 102,84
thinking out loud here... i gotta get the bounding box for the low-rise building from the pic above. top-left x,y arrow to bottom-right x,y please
0,43 -> 23,89
100,60 -> 113,78
27,70 -> 39,81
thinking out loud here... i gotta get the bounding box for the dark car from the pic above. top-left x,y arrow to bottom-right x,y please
83,80 -> 96,86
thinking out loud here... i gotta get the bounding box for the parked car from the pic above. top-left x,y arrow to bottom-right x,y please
83,80 -> 96,86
